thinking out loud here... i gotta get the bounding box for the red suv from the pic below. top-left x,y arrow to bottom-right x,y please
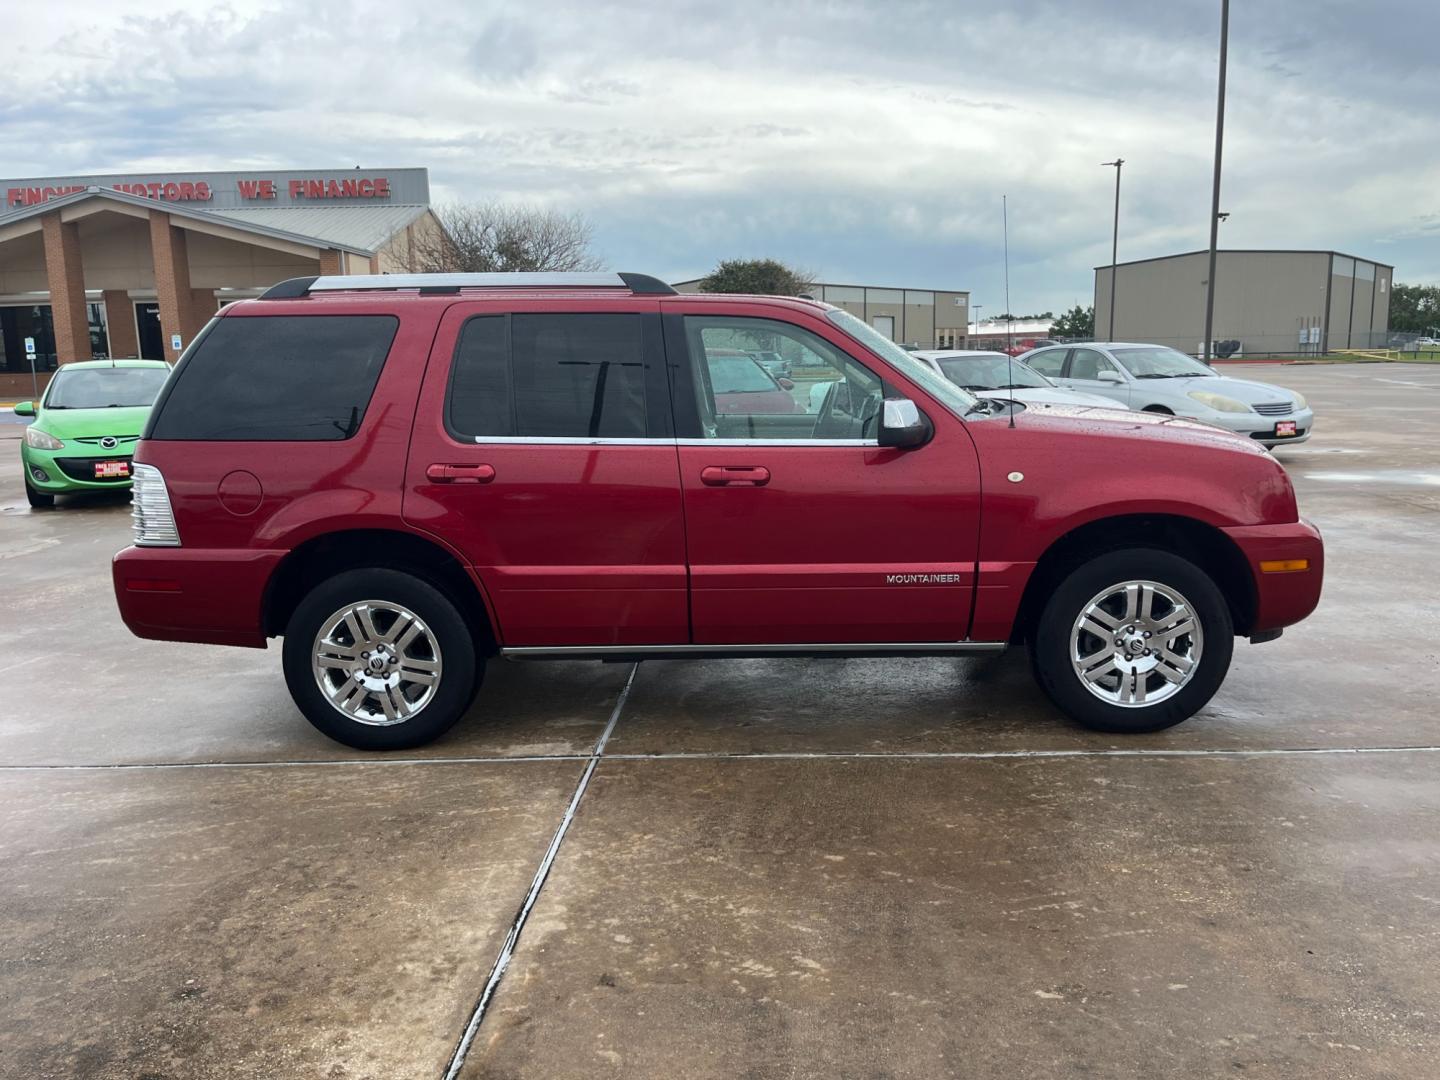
113,272 -> 1323,750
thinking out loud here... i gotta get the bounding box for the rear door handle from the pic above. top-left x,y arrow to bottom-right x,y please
426,463 -> 496,484
700,465 -> 770,487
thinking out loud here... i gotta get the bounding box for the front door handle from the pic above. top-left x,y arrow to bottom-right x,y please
700,465 -> 770,487
426,463 -> 496,484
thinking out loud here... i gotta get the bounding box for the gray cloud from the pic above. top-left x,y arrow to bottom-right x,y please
2,0 -> 1438,308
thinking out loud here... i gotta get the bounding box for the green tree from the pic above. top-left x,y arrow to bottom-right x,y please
1387,283 -> 1440,335
697,258 -> 814,296
1051,304 -> 1094,338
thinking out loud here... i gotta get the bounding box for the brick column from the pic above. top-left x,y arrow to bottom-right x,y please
319,249 -> 343,275
188,288 -> 217,340
148,210 -> 197,363
102,290 -> 138,358
41,213 -> 92,363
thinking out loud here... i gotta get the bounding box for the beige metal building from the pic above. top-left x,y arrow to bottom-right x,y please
1094,250 -> 1393,357
674,279 -> 971,349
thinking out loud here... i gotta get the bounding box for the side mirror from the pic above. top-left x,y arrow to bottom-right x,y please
1097,370 -> 1124,384
878,398 -> 931,449
777,377 -> 795,391
13,401 -> 35,417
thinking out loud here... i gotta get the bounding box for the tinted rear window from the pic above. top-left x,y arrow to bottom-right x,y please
148,315 -> 398,441
448,313 -> 647,439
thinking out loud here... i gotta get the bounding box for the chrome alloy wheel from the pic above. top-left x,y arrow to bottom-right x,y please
311,601 -> 443,726
1069,580 -> 1203,708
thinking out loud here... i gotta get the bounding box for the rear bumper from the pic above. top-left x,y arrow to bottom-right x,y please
1221,519 -> 1324,633
112,545 -> 283,648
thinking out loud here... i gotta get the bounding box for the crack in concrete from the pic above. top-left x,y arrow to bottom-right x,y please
440,662 -> 637,1080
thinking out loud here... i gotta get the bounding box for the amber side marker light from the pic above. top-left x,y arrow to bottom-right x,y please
1260,559 -> 1310,574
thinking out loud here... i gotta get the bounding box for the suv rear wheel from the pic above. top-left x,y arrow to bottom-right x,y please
282,568 -> 480,750
1031,549 -> 1233,733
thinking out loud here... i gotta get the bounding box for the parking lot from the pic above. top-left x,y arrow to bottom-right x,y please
2,361 -> 1439,1079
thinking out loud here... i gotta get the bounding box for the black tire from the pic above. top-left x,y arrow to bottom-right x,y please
282,568 -> 481,750
1031,548 -> 1233,734
1142,405 -> 1174,415
25,480 -> 55,508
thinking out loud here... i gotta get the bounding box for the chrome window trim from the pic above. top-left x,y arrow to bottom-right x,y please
464,436 -> 880,447
471,436 -> 668,445
677,438 -> 877,447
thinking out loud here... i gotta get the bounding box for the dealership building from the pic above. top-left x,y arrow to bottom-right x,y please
0,168 -> 441,397
675,279 -> 972,349
1094,249 -> 1394,357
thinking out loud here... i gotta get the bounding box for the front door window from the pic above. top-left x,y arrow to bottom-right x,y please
1067,348 -> 1119,382
684,316 -> 883,442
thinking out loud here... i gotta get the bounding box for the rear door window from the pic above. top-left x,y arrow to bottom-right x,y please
1025,348 -> 1069,378
147,315 -> 397,440
447,313 -> 648,439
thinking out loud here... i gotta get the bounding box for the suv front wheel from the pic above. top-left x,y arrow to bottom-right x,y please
1031,549 -> 1234,733
282,568 -> 480,750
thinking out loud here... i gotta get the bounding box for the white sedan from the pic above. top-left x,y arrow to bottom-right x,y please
1019,342 -> 1314,447
909,350 -> 1123,410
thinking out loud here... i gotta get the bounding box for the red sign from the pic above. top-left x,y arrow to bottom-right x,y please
287,177 -> 391,200
5,175 -> 392,209
6,181 -> 212,207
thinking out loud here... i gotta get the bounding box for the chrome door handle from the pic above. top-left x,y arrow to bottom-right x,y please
426,463 -> 496,484
700,465 -> 770,487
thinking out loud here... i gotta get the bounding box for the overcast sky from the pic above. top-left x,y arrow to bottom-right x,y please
3,0 -> 1437,313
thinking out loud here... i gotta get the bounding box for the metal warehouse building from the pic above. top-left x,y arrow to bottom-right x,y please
1094,249 -> 1393,358
675,279 -> 971,349
0,168 -> 442,397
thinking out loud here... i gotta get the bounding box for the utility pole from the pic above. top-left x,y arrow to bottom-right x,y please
971,304 -> 983,343
1101,159 -> 1124,341
1202,0 -> 1230,364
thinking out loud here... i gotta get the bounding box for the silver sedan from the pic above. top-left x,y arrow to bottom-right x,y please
1019,342 -> 1314,447
910,350 -> 1122,410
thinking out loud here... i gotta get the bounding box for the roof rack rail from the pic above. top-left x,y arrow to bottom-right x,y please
258,276 -> 319,300
258,271 -> 677,299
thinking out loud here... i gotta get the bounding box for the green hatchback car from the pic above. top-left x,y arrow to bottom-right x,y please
15,359 -> 172,508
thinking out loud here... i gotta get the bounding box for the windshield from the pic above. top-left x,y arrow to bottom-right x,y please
824,309 -> 978,417
707,355 -> 778,393
44,366 -> 169,409
1111,347 -> 1214,379
936,354 -> 1049,390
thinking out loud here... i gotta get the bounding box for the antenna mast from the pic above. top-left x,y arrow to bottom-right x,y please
1003,195 -> 1016,428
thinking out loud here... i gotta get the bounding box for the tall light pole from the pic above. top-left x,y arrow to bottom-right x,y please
1201,0 -> 1230,363
1101,159 -> 1124,341
971,304 -> 983,341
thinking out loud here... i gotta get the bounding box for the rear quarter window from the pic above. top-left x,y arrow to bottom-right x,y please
146,314 -> 398,441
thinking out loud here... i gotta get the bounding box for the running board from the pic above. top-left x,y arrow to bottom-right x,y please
500,642 -> 1008,662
